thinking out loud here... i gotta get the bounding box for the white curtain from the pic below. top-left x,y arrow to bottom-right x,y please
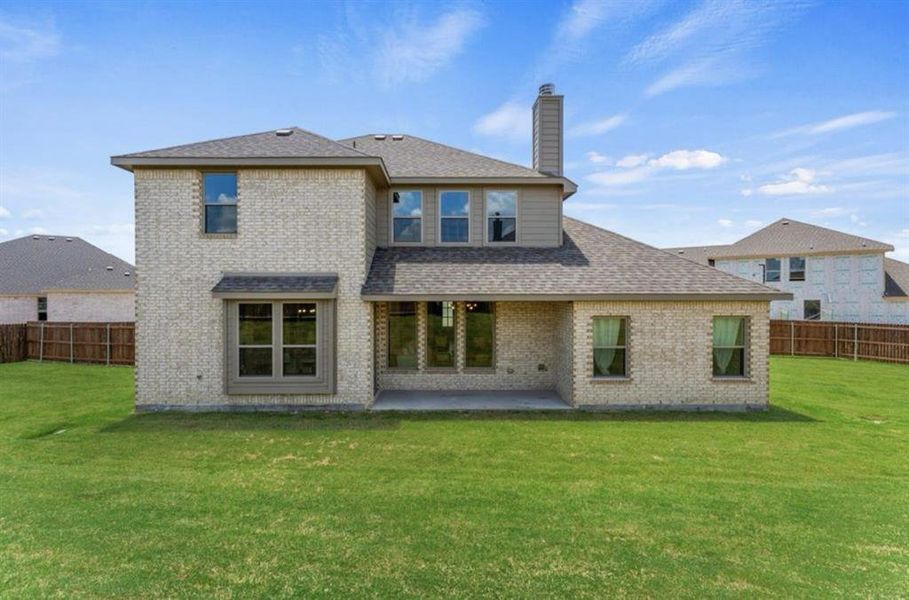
593,318 -> 622,375
713,317 -> 742,373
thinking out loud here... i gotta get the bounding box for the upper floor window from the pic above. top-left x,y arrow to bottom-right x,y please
439,191 -> 470,243
765,258 -> 781,282
486,191 -> 517,243
37,297 -> 47,321
203,172 -> 237,234
713,316 -> 747,378
789,256 -> 806,281
392,191 -> 422,243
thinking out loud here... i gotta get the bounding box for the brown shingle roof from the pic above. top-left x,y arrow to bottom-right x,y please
663,245 -> 734,266
362,218 -> 789,300
338,134 -> 547,179
884,258 -> 909,298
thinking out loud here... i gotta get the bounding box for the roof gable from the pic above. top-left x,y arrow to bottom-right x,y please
0,235 -> 134,294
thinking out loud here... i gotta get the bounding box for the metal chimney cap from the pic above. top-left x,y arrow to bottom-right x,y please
538,83 -> 555,96
275,128 -> 293,136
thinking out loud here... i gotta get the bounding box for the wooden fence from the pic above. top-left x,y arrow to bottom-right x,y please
0,324 -> 28,363
770,320 -> 909,364
24,322 -> 135,365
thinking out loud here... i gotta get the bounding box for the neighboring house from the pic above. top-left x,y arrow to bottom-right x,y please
666,219 -> 909,324
0,235 -> 135,323
112,84 -> 788,412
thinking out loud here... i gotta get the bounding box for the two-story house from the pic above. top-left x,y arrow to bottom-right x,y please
667,219 -> 909,324
112,84 -> 788,412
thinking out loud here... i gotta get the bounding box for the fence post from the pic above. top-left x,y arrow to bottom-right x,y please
834,323 -> 838,358
790,321 -> 795,356
39,323 -> 44,362
106,323 -> 111,366
69,323 -> 74,363
853,323 -> 858,361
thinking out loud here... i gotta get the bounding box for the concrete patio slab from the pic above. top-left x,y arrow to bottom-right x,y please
372,389 -> 572,411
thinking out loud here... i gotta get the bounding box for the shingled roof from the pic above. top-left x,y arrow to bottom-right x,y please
362,218 -> 789,300
884,258 -> 909,298
338,134 -> 547,179
0,235 -> 134,294
666,218 -> 893,261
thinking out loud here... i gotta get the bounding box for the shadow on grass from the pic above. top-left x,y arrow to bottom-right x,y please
100,405 -> 815,434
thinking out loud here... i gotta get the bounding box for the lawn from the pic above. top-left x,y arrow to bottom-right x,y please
0,358 -> 907,598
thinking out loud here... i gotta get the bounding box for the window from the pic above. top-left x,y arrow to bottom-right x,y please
37,297 -> 47,321
789,256 -> 806,281
713,316 -> 747,377
228,300 -> 334,394
465,302 -> 494,368
804,300 -> 821,321
707,259 -> 716,267
238,303 -> 272,377
203,172 -> 237,234
592,317 -> 627,377
426,301 -> 456,368
765,258 -> 781,282
388,302 -> 417,369
439,191 -> 470,243
486,190 -> 517,243
392,191 -> 422,243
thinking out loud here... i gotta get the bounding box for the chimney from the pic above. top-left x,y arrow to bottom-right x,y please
532,83 -> 564,176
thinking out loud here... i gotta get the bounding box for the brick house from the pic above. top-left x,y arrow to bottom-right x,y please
0,235 -> 135,323
666,219 -> 909,324
112,84 -> 789,412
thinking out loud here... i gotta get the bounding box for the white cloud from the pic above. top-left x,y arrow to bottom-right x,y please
808,207 -> 852,217
717,219 -> 734,228
772,111 -> 897,138
616,154 -> 650,168
27,226 -> 48,235
648,149 -> 726,170
22,208 -> 44,219
645,57 -> 754,97
586,149 -> 726,187
0,19 -> 60,63
849,213 -> 868,227
376,8 -> 485,86
568,113 -> 627,137
740,189 -> 753,197
473,102 -> 530,141
897,229 -> 909,239
0,206 -> 10,219
586,151 -> 611,164
756,168 -> 831,196
0,228 -> 8,236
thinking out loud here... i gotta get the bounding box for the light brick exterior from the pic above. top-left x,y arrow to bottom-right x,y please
46,291 -> 135,322
571,301 -> 769,409
0,296 -> 37,324
134,167 -> 374,409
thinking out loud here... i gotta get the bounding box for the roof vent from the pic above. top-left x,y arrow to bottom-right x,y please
124,271 -> 131,277
861,242 -> 867,247
677,250 -> 684,254
106,266 -> 113,271
275,129 -> 293,136
539,83 -> 555,96
48,236 -> 55,241
391,134 -> 404,141
782,220 -> 790,225
32,235 -> 40,240
65,237 -> 72,242
374,134 -> 387,140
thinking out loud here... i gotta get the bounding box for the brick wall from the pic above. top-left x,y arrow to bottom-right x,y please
375,301 -> 571,395
46,292 -> 135,322
0,296 -> 37,324
134,167 -> 374,408
571,300 -> 769,409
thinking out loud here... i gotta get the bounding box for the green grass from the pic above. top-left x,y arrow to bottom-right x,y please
1,358 -> 907,598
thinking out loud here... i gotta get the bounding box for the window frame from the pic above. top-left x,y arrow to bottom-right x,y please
225,299 -> 335,394
484,189 -> 519,245
464,301 -> 496,370
390,190 -> 424,245
804,299 -> 821,321
425,301 -> 457,369
711,316 -> 749,379
37,296 -> 47,322
788,256 -> 806,282
202,171 -> 238,235
438,190 -> 471,245
591,316 -> 629,379
764,258 -> 781,282
387,301 -> 418,371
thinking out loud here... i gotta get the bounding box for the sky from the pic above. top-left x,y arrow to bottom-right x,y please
1,0 -> 907,264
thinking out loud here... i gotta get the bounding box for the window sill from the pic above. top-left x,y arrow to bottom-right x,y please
201,232 -> 237,239
423,367 -> 458,373
711,376 -> 752,383
463,367 -> 496,374
590,376 -> 632,384
385,368 -> 420,374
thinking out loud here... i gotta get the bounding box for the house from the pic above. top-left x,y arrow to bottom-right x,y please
111,84 -> 789,412
0,235 -> 135,323
666,219 -> 909,324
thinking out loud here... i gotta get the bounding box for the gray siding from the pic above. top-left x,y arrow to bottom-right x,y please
532,95 -> 563,176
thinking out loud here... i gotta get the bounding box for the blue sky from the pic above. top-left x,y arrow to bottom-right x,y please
1,0 -> 907,263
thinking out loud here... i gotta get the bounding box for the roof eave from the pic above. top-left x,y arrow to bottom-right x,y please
388,175 -> 577,198
360,292 -> 792,302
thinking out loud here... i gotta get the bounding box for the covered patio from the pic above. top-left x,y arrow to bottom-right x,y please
372,389 -> 572,411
